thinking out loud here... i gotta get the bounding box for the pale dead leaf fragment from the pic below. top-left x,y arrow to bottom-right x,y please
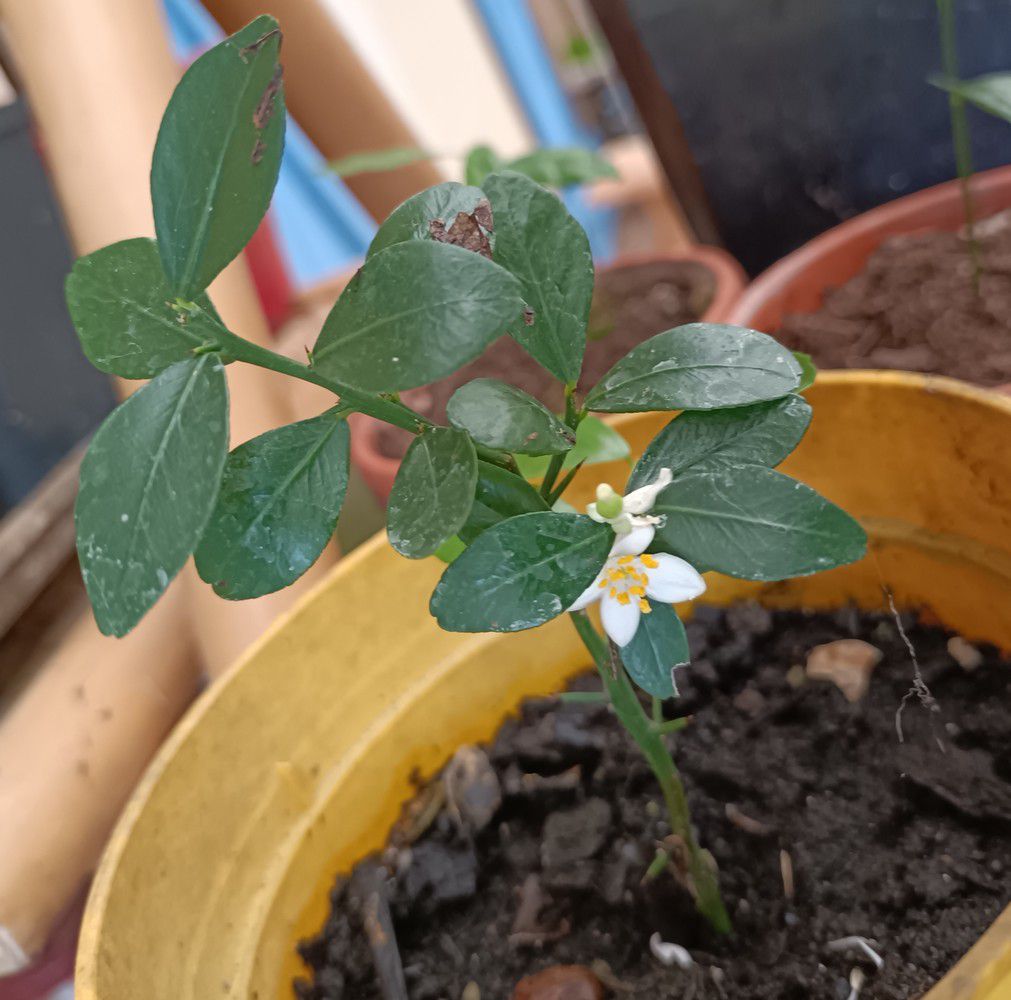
806,639 -> 883,703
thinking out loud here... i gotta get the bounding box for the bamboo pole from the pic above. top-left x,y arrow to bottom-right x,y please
0,0 -> 334,969
203,0 -> 443,221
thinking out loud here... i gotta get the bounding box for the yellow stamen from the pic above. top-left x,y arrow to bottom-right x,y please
617,555 -> 634,565
609,587 -> 618,598
607,569 -> 623,582
641,554 -> 659,568
629,585 -> 645,597
616,591 -> 631,606
598,578 -> 608,588
639,598 -> 651,613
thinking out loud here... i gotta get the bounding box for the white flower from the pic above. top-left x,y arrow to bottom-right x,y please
568,526 -> 706,647
586,468 -> 673,535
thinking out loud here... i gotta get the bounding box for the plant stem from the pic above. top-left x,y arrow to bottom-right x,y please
203,318 -> 513,468
938,0 -> 982,289
540,384 -> 584,501
568,610 -> 731,933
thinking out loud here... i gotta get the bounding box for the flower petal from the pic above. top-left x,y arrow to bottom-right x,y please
644,553 -> 707,603
609,524 -> 655,557
568,568 -> 607,611
601,591 -> 641,646
623,468 -> 673,514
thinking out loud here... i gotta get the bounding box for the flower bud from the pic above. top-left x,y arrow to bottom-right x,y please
595,483 -> 624,520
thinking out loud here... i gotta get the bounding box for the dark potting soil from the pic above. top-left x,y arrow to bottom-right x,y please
375,259 -> 715,460
295,605 -> 1011,1000
778,210 -> 1011,385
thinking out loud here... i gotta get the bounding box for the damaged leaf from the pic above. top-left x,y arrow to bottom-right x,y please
622,601 -> 689,699
367,181 -> 487,259
151,15 -> 285,298
484,171 -> 593,384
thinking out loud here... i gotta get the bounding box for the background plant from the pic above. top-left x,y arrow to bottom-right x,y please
66,17 -> 866,933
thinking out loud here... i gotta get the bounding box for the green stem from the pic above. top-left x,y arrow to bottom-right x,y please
203,320 -> 513,468
568,611 -> 731,934
540,384 -> 584,500
938,0 -> 982,289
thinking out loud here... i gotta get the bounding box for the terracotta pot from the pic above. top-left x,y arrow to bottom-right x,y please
77,372 -> 1011,1000
350,245 -> 748,504
729,164 -> 1011,331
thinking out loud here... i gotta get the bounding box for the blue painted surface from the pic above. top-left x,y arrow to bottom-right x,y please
471,0 -> 617,260
161,0 -> 375,288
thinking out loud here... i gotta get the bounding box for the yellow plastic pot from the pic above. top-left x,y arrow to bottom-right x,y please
77,372 -> 1011,1000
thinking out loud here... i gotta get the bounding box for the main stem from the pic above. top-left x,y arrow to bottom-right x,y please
569,610 -> 731,934
938,0 -> 982,290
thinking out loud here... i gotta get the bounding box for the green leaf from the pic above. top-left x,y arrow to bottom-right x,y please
447,378 -> 575,455
65,238 -> 225,379
388,427 -> 477,559
151,16 -> 285,299
434,535 -> 467,564
931,72 -> 1011,124
516,415 -> 629,479
328,146 -> 432,177
505,147 -> 618,188
313,240 -> 523,392
794,351 -> 817,391
459,462 -> 548,544
431,511 -> 612,632
194,410 -> 349,599
622,602 -> 689,699
652,466 -> 867,581
464,144 -> 504,186
484,171 -> 593,384
627,395 -> 811,491
76,356 -> 229,636
367,181 -> 487,259
585,323 -> 802,413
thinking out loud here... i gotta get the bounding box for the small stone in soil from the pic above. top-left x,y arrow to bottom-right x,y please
541,798 -> 612,871
398,840 -> 477,913
443,745 -> 501,833
947,635 -> 983,671
511,964 -> 603,1000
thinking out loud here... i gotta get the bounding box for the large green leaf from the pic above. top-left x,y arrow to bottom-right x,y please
932,72 -> 1011,124
627,395 -> 811,491
652,466 -> 867,581
151,16 -> 285,298
622,601 -> 689,699
585,324 -> 802,413
516,415 -> 629,479
506,147 -> 617,189
447,378 -> 575,455
367,181 -> 487,259
459,462 -> 548,544
76,356 -> 229,636
194,410 -> 349,599
464,144 -> 505,186
65,238 -> 225,379
313,240 -> 523,392
388,427 -> 477,559
484,171 -> 593,384
431,512 -> 612,632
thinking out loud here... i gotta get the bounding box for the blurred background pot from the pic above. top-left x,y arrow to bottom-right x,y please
77,372 -> 1011,1000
